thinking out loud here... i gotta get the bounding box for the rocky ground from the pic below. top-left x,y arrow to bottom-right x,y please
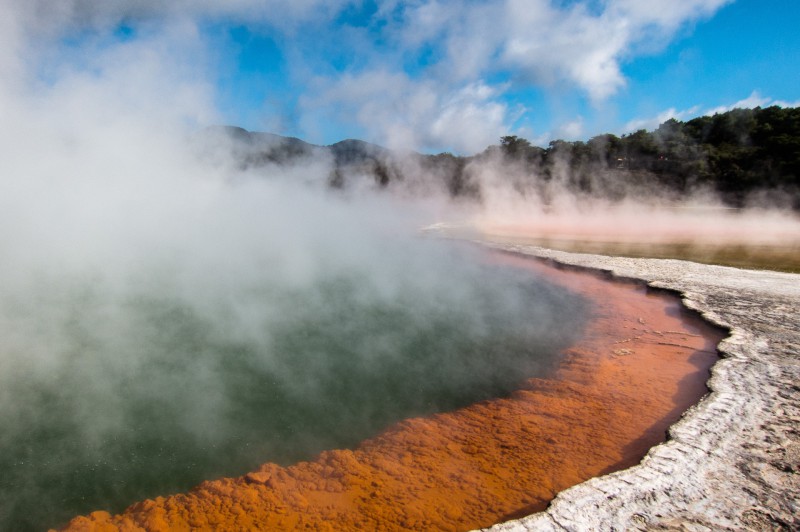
480,243 -> 800,532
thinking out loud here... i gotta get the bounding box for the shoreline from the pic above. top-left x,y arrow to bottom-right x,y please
479,242 -> 800,531
60,248 -> 722,531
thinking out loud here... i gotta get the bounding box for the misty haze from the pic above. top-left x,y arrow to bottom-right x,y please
1,1 -> 799,531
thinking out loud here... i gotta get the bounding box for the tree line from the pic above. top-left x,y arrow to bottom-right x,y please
214,106 -> 800,208
452,105 -> 800,207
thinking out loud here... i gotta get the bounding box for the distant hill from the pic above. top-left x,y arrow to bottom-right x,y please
200,125 -> 403,189
205,125 -> 322,165
204,105 -> 800,208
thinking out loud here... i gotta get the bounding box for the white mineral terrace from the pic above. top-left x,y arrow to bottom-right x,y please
476,242 -> 799,531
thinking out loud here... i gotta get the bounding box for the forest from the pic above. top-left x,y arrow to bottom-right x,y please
439,105 -> 800,207
216,106 -> 800,209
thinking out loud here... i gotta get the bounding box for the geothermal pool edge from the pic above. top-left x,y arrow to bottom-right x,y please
478,242 -> 800,531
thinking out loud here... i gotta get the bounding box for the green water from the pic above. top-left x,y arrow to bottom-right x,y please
0,250 -> 587,531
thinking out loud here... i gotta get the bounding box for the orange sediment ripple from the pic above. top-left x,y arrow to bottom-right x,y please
61,252 -> 724,532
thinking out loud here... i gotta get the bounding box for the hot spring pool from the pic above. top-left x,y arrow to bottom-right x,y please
0,243 -> 587,531
57,250 -> 723,531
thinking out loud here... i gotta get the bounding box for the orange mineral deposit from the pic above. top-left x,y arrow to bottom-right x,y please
61,251 -> 724,531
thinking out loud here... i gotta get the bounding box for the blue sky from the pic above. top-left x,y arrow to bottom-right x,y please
7,0 -> 800,154
211,0 -> 800,152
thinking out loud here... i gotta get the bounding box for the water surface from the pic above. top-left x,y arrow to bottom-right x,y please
0,242 -> 586,531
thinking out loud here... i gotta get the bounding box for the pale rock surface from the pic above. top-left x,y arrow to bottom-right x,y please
477,243 -> 800,532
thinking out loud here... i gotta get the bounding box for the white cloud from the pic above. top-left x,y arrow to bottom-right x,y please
293,0 -> 733,150
6,0 -> 738,152
623,105 -> 701,133
705,90 -> 800,115
608,0 -> 733,33
501,0 -> 630,100
427,83 -> 510,152
772,98 -> 800,108
554,117 -> 585,141
625,91 -> 800,135
381,0 -> 732,103
12,0 -> 356,34
500,0 -> 732,101
303,71 -> 510,153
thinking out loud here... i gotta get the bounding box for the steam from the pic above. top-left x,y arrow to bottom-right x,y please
428,146 -> 800,255
1,2 -> 796,530
0,4 -> 590,531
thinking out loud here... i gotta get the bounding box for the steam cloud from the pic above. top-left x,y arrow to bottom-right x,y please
462,146 -> 800,257
1,1 -> 798,530
0,3 -> 588,530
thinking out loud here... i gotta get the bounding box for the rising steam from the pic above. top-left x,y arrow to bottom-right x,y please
0,5 -> 590,531
1,2 -> 798,530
